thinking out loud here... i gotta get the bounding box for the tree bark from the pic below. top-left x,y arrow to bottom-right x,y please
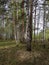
27,0 -> 33,51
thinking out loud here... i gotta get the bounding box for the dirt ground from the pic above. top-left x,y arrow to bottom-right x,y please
0,43 -> 49,65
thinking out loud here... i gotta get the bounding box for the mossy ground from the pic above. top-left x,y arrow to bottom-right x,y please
0,41 -> 49,65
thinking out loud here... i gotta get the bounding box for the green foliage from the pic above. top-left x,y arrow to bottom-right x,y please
45,29 -> 49,40
0,0 -> 8,5
0,0 -> 8,15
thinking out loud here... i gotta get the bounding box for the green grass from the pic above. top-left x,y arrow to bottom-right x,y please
0,42 -> 49,65
0,39 -> 49,65
0,40 -> 16,46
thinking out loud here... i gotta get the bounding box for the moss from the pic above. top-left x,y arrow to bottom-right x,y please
0,41 -> 49,65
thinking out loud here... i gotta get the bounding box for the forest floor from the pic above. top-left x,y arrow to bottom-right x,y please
0,41 -> 49,65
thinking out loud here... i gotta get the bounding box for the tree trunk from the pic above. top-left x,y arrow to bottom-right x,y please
43,1 -> 46,41
27,0 -> 33,51
12,1 -> 17,43
20,0 -> 25,42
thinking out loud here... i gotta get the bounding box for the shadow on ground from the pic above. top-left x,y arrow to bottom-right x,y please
0,43 -> 49,65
